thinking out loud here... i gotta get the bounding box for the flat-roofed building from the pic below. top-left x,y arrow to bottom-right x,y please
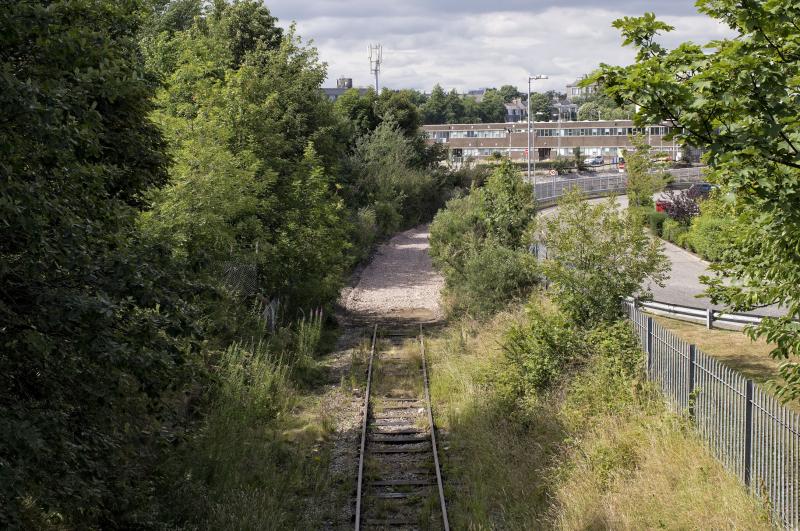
423,120 -> 680,164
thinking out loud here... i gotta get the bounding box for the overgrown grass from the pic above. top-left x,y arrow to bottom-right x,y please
427,297 -> 772,529
163,312 -> 345,529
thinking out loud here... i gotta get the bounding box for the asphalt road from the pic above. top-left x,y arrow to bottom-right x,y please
539,195 -> 786,317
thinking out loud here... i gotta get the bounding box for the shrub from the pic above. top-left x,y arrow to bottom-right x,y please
687,215 -> 731,261
646,210 -> 668,236
661,218 -> 688,244
498,302 -> 586,411
662,189 -> 700,224
562,321 -> 646,428
541,190 -> 669,326
430,160 -> 538,315
449,243 -> 539,316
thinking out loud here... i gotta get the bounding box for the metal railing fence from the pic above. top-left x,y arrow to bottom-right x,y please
624,300 -> 800,529
533,166 -> 705,206
627,297 -> 789,330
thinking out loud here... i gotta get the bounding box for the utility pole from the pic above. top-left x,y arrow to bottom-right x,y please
527,74 -> 548,186
369,44 -> 382,92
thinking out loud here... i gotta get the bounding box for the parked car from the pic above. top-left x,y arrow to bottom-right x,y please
688,182 -> 714,195
583,155 -> 604,166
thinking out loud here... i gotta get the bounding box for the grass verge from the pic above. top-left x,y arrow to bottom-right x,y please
426,299 -> 772,529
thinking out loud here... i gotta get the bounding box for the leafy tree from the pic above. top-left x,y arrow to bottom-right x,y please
577,101 -> 603,121
539,190 -> 670,326
344,120 -> 439,236
444,89 -> 466,123
378,90 -> 422,137
461,96 -> 483,123
624,135 -> 668,207
528,91 -> 553,122
479,89 -> 507,123
334,87 -> 380,139
215,0 -> 282,67
148,4 -> 349,309
498,84 -> 523,102
0,0 -> 196,525
422,84 -> 447,124
591,3 -> 800,399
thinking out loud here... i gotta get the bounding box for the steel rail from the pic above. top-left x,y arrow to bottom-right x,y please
420,325 -> 450,531
354,324 -> 377,531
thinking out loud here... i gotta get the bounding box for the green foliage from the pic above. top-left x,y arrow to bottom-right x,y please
551,156 -> 574,175
499,303 -> 586,410
594,2 -> 800,399
680,195 -> 735,262
662,218 -> 690,247
430,161 -> 538,315
527,91 -> 553,121
540,190 -> 669,326
562,321 -> 645,426
170,315 -> 333,529
624,135 -> 668,207
646,210 -> 668,236
145,6 -> 350,309
0,1 -> 195,526
344,120 -> 441,240
449,243 -> 540,316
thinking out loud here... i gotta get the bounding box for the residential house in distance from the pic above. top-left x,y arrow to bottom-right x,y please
465,88 -> 488,102
565,75 -> 598,101
504,98 -> 527,122
322,77 -> 370,101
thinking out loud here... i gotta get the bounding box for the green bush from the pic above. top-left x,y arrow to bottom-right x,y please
541,191 -> 669,326
497,302 -> 586,412
449,243 -> 539,316
686,206 -> 733,262
647,211 -> 668,236
430,160 -> 538,315
562,321 -> 646,427
661,218 -> 688,244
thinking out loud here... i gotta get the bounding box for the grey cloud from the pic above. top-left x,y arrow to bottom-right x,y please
266,0 -> 701,20
270,2 -> 733,93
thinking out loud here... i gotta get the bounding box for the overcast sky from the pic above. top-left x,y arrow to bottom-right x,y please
265,0 -> 733,94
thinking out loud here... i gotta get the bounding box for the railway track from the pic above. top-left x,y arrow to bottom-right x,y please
354,324 -> 449,530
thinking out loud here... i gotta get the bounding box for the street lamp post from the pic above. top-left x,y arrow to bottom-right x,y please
527,74 -> 548,187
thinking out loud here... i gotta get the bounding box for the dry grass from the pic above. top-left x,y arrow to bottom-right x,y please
554,412 -> 772,530
652,316 -> 800,413
425,302 -> 773,529
654,316 -> 779,382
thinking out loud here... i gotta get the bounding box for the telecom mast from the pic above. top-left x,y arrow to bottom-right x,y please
369,44 -> 382,91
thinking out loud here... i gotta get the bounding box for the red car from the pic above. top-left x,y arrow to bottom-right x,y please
655,199 -> 670,212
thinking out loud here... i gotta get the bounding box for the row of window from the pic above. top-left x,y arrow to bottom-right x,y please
536,126 -> 672,137
455,145 -> 680,158
448,130 -> 507,139
430,126 -> 672,140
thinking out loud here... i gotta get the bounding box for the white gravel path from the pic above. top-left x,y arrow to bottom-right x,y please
341,224 -> 444,323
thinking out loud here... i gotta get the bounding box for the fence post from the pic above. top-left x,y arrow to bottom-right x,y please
743,379 -> 754,488
706,308 -> 714,329
646,317 -> 653,377
688,344 -> 696,418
